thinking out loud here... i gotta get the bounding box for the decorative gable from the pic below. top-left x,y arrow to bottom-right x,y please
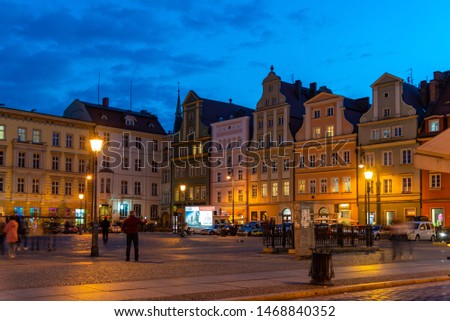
124,115 -> 137,126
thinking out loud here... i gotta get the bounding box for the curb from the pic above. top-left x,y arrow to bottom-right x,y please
224,275 -> 450,301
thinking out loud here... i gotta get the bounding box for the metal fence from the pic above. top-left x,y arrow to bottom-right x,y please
263,224 -> 374,249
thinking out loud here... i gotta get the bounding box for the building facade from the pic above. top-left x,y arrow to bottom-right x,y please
358,73 -> 424,225
0,106 -> 95,227
295,92 -> 369,224
64,98 -> 166,224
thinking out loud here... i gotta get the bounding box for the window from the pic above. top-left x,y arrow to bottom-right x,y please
134,159 -> 142,171
268,119 -> 273,127
79,136 -> 86,149
258,121 -> 264,129
238,169 -> 243,180
0,151 -> 3,166
262,161 -> 268,173
121,181 -> 128,194
298,179 -> 306,194
331,152 -> 338,166
135,137 -> 142,149
32,153 -> 40,169
313,110 -> 321,119
429,119 -> 440,132
17,128 -> 26,142
402,177 -> 412,193
18,152 -> 25,167
32,129 -> 41,143
217,172 -> 222,182
320,178 -> 327,193
52,156 -> 59,171
51,181 -> 59,195
74,158 -> 83,173
393,126 -> 403,137
283,159 -> 290,171
383,179 -> 393,194
272,182 -> 278,197
134,181 -> 141,195
103,132 -> 110,143
343,151 -> 350,164
17,178 -> 25,193
65,157 -> 72,172
217,191 -> 222,203
343,177 -> 351,192
326,125 -> 334,137
331,178 -> 339,193
32,179 -> 39,194
65,182 -> 72,196
309,155 -> 316,168
105,178 -> 111,193
382,151 -> 393,166
401,149 -> 412,164
320,154 -> 326,167
382,128 -> 391,139
0,177 -> 3,192
151,183 -> 158,196
79,182 -> 85,193
151,161 -> 158,173
326,107 -> 334,116
283,181 -> 290,196
299,155 -> 305,169
252,185 -> 257,198
52,132 -> 60,146
201,186 -> 206,200
370,129 -> 380,140
261,183 -> 267,198
0,125 -> 5,140
313,127 -> 321,138
228,190 -> 232,202
66,134 -> 73,148
272,161 -> 278,172
430,173 -> 441,189
278,117 -> 284,125
123,134 -> 129,148
383,108 -> 390,117
238,190 -> 244,202
365,153 -> 375,167
309,179 -> 316,194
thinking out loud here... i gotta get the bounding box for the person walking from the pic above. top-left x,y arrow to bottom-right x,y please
0,216 -> 6,256
100,217 -> 111,244
121,211 -> 141,262
4,215 -> 19,259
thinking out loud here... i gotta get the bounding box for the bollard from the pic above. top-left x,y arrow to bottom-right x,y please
309,248 -> 334,285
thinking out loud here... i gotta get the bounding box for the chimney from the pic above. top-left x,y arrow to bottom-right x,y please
294,80 -> 302,101
102,97 -> 109,107
419,80 -> 429,106
309,82 -> 317,97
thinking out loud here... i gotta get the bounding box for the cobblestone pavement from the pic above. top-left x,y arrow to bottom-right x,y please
297,280 -> 450,301
0,233 -> 449,300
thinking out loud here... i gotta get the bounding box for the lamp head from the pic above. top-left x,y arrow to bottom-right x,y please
364,170 -> 374,180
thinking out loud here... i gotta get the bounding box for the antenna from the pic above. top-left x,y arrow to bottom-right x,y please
130,79 -> 133,111
406,68 -> 413,85
97,72 -> 101,104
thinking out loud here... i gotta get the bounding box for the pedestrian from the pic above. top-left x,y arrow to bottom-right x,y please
100,217 -> 111,244
121,211 -> 141,262
0,216 -> 6,256
4,215 -> 19,259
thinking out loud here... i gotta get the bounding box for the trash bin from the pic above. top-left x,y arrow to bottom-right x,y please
309,248 -> 334,285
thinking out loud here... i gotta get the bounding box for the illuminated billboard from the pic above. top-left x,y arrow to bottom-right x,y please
185,206 -> 214,228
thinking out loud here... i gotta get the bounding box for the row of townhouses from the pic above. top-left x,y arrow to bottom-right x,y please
0,66 -> 449,228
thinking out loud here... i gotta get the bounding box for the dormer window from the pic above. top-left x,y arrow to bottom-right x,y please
429,119 -> 440,133
101,115 -> 108,120
124,115 -> 137,126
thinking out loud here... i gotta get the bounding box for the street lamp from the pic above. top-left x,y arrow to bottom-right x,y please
364,170 -> 373,225
226,170 -> 235,224
90,136 -> 103,257
179,184 -> 186,237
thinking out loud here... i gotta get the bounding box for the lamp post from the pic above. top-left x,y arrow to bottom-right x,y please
179,184 -> 186,237
226,170 -> 235,224
364,170 -> 373,225
90,137 -> 103,257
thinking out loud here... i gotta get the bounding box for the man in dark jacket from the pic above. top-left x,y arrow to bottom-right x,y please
100,217 -> 111,244
121,211 -> 141,261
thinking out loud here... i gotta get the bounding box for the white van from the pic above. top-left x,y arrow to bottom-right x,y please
403,221 -> 436,241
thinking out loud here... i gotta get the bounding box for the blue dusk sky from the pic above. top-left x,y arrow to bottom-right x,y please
1,0 -> 449,132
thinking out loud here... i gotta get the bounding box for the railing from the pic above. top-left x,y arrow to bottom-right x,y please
263,223 -> 294,249
263,224 -> 374,249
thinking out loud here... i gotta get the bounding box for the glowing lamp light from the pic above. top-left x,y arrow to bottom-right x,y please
90,137 -> 103,153
364,170 -> 373,180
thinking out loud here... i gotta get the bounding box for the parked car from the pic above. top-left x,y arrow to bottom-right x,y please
200,225 -> 216,235
249,226 -> 265,237
236,221 -> 265,236
372,225 -> 392,240
392,221 -> 436,242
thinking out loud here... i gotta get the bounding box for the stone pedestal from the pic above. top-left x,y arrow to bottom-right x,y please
294,202 -> 315,259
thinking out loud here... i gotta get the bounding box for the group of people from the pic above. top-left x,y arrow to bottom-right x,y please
0,215 -> 28,259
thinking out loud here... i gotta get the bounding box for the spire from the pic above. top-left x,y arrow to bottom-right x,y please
173,82 -> 183,133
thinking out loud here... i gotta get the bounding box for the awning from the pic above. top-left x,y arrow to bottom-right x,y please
414,128 -> 450,173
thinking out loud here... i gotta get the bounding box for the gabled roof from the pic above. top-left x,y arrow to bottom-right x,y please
64,99 -> 166,135
371,72 -> 403,87
184,90 -> 254,129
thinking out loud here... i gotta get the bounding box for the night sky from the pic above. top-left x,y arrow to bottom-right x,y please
1,0 -> 449,131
